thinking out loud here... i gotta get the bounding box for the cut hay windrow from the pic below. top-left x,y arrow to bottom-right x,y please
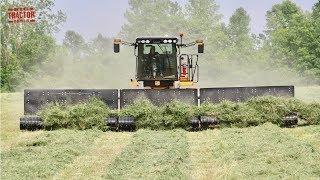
119,100 -> 194,130
38,96 -> 320,130
39,98 -> 111,131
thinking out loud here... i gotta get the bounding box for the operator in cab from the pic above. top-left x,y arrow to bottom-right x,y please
147,45 -> 163,78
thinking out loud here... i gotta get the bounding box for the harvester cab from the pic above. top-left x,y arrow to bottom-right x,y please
114,33 -> 203,89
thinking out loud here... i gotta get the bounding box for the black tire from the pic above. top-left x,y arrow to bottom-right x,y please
106,117 -> 118,127
200,116 -> 220,129
190,116 -> 200,130
118,117 -> 135,131
20,116 -> 43,130
283,114 -> 298,128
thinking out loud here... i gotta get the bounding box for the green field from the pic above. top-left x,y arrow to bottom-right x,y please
1,87 -> 320,179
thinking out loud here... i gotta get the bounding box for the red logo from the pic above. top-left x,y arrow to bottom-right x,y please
8,7 -> 36,23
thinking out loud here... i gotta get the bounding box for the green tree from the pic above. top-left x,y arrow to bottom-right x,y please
90,33 -> 112,56
184,0 -> 228,61
266,0 -> 302,31
265,0 -> 320,83
120,0 -> 184,41
120,0 -> 229,60
311,1 -> 320,20
63,30 -> 85,53
0,0 -> 66,91
265,0 -> 303,67
225,7 -> 254,64
306,1 -> 320,81
228,7 -> 251,46
184,0 -> 222,39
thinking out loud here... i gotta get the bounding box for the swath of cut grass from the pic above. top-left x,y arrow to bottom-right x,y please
299,102 -> 320,125
55,132 -> 133,179
161,100 -> 195,129
197,96 -> 320,127
187,130 -> 220,179
0,130 -> 101,179
1,89 -> 319,179
0,93 -> 24,144
38,95 -> 320,131
104,129 -> 190,179
119,99 -> 162,129
39,97 -> 111,130
187,123 -> 320,179
119,99 -> 195,130
212,101 -> 262,127
119,96 -> 319,130
285,125 -> 320,150
246,96 -> 305,125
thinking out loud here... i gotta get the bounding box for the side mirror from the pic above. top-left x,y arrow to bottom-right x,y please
114,39 -> 121,53
198,43 -> 204,53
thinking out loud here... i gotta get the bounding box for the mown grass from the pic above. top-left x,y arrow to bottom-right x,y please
187,123 -> 320,179
196,96 -> 320,127
39,98 -> 111,130
0,93 -> 24,143
119,100 -> 194,130
54,132 -> 133,179
39,96 -> 320,131
2,123 -> 319,179
104,129 -> 190,179
1,86 -> 320,179
1,130 -> 101,179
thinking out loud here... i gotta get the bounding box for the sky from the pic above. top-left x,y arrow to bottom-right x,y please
53,0 -> 317,44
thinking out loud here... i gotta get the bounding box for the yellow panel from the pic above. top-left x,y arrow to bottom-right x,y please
180,77 -> 188,81
180,81 -> 193,86
131,81 -> 139,86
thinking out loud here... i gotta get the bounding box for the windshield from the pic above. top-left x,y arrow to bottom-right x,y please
136,43 -> 178,80
141,44 -> 175,55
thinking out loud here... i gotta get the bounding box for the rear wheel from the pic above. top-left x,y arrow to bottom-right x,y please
118,117 -> 136,131
20,116 -> 43,130
106,117 -> 136,131
200,116 -> 220,130
283,113 -> 299,128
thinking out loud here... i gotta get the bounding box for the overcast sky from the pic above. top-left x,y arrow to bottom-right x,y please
53,0 -> 317,43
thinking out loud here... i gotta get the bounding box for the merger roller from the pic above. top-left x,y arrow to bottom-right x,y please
20,33 -> 296,130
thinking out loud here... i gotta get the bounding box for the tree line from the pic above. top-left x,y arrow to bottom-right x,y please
1,0 -> 319,92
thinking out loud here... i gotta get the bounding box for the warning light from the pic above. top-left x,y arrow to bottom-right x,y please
114,39 -> 121,44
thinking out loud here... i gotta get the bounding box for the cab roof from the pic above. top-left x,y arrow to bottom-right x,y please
136,36 -> 178,40
136,36 -> 178,43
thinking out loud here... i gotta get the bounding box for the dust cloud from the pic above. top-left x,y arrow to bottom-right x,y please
24,40 -> 315,90
25,46 -> 136,90
197,60 -> 309,88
